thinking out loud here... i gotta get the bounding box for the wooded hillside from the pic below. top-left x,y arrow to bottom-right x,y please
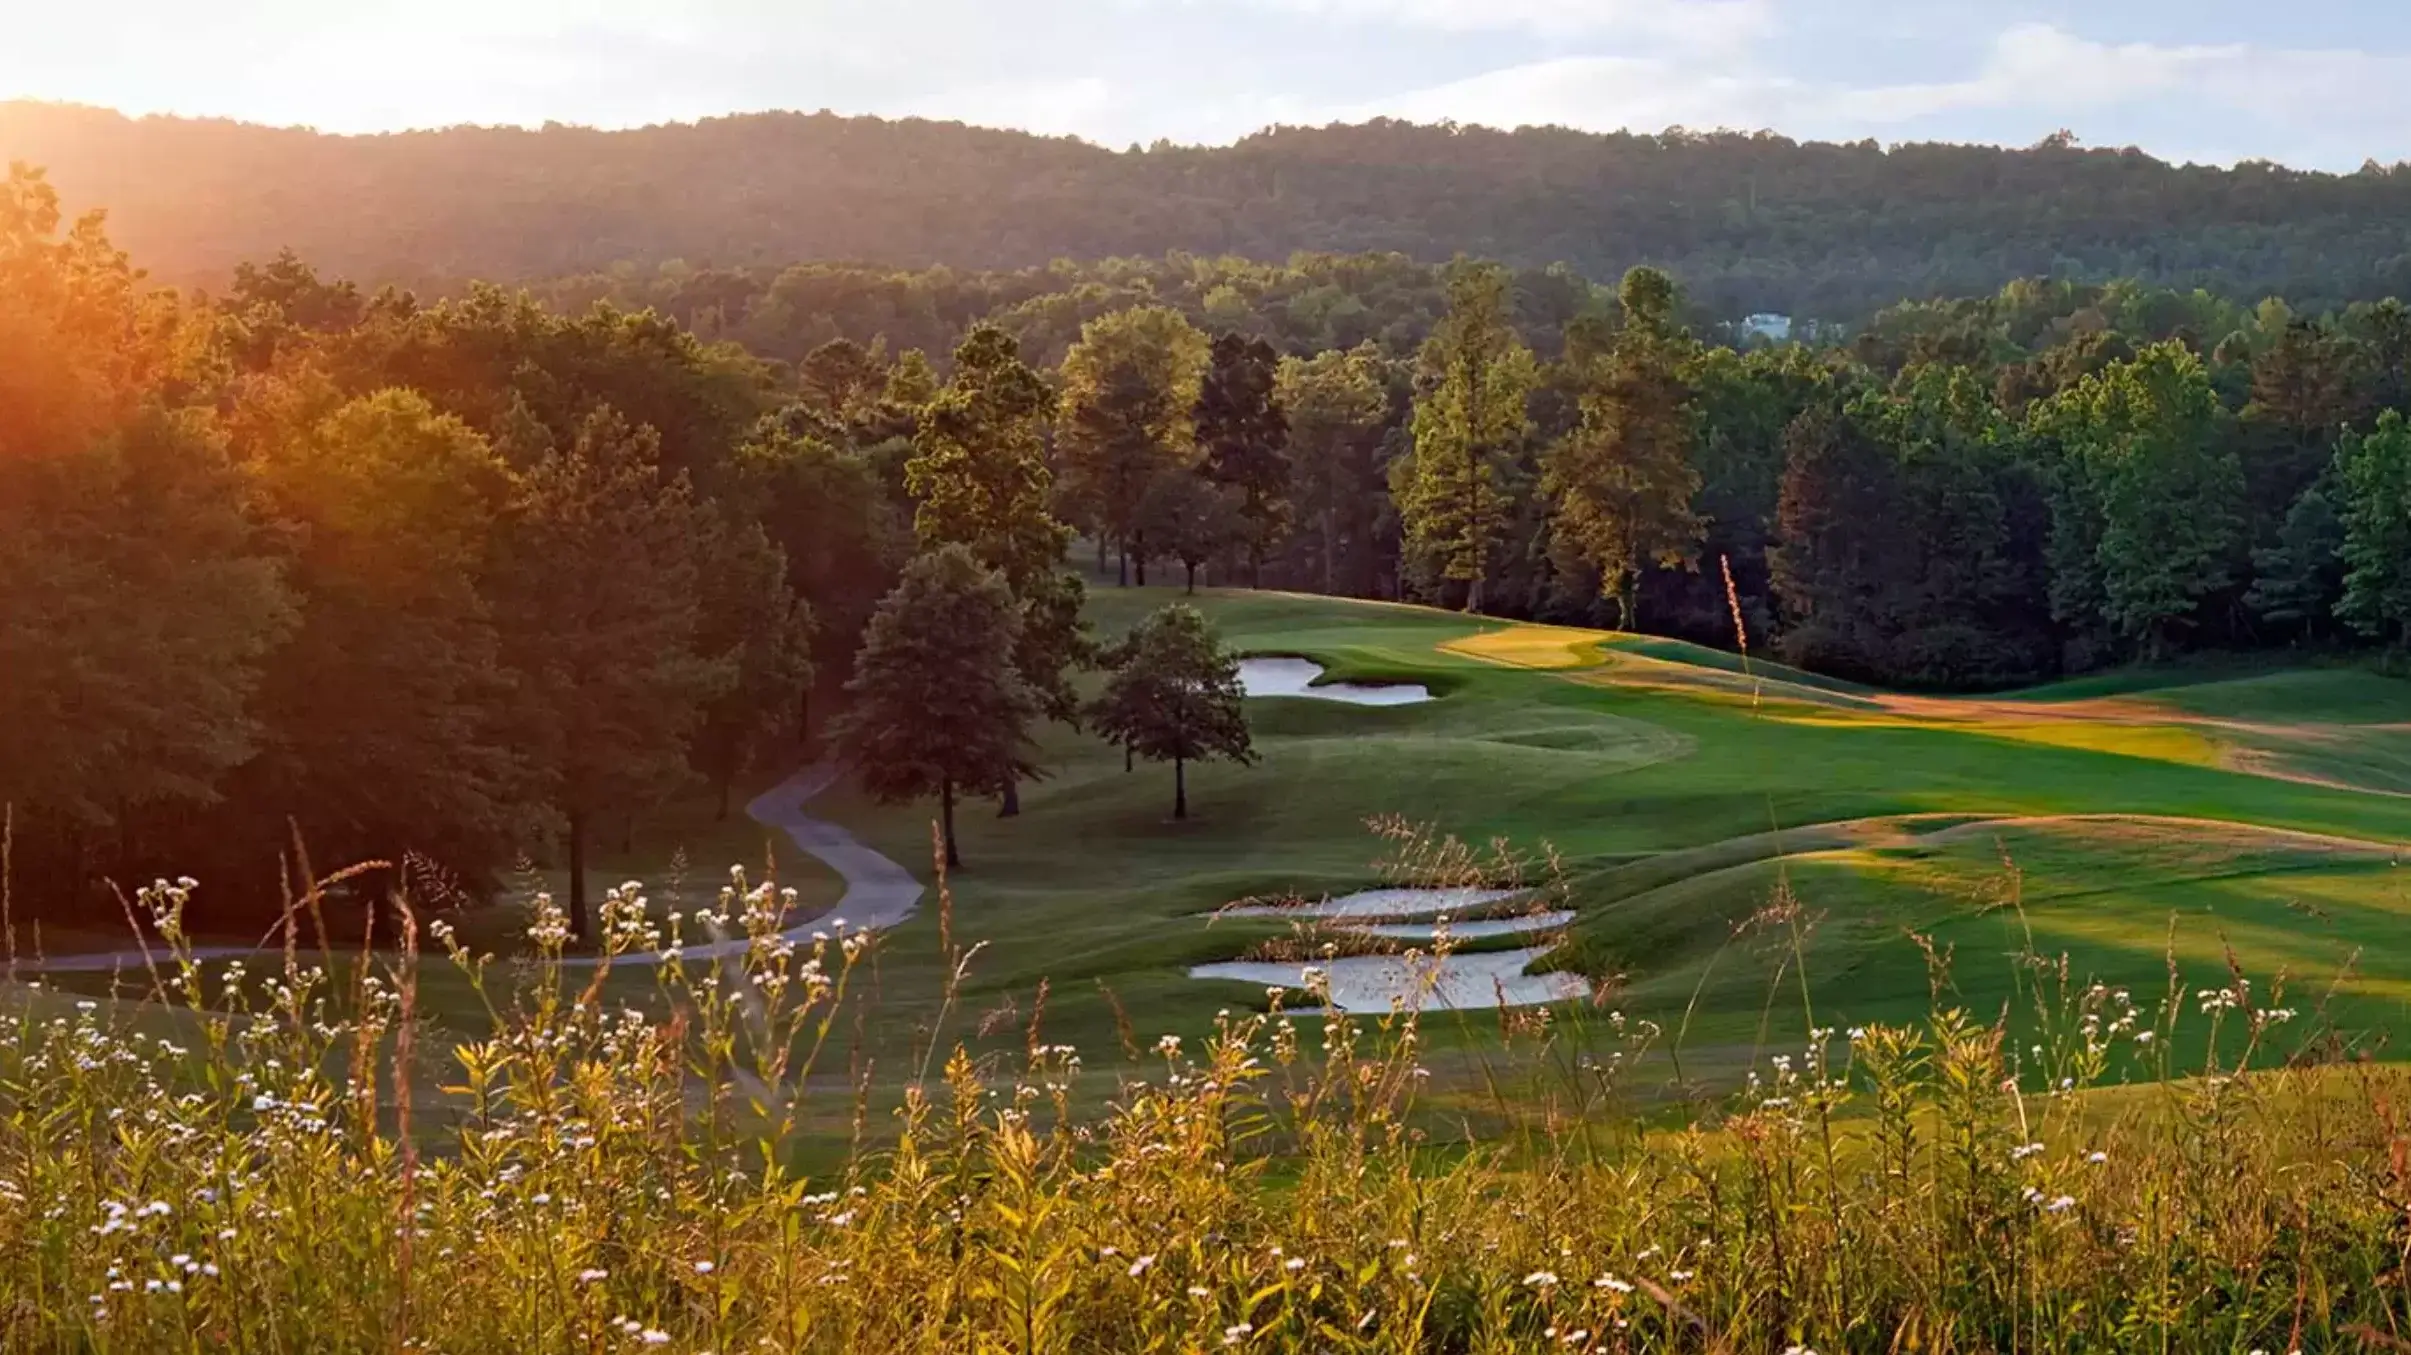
11,101 -> 2411,318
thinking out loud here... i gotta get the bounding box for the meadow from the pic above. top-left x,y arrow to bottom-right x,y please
8,584 -> 2411,1352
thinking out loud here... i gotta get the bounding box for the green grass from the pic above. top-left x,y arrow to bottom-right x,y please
96,585 -> 2398,1094
745,587 -> 2411,1087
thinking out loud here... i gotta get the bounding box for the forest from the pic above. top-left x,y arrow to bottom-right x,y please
13,99 -> 2411,320
6,150 -> 2411,934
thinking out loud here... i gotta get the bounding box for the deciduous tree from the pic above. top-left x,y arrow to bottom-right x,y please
494,407 -> 729,940
830,547 -> 1038,868
1087,605 -> 1255,820
2336,411 -> 2411,646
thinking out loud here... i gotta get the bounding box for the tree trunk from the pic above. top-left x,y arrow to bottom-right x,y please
940,779 -> 962,870
566,809 -> 591,943
1321,506 -> 1338,595
1133,538 -> 1148,587
999,778 -> 1021,818
1619,571 -> 1641,635
1249,546 -> 1264,590
1096,534 -> 1108,578
620,813 -> 634,856
1173,756 -> 1188,821
1125,742 -> 1134,773
1184,560 -> 1197,594
797,687 -> 812,751
1117,540 -> 1128,588
1465,573 -> 1486,614
716,768 -> 734,822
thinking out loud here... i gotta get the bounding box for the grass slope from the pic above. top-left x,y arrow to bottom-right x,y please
780,589 -> 2411,1082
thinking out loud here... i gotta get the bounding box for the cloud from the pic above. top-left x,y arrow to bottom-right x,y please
1333,23 -> 2411,168
1338,55 -> 1797,132
1217,0 -> 1773,46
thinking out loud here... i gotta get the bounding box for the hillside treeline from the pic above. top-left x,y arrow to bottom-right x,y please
7,160 -> 2410,930
13,101 -> 2411,318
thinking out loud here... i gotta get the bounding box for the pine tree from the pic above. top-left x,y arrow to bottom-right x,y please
831,547 -> 1039,868
907,325 -> 1088,815
1277,345 -> 1394,596
1087,605 -> 1255,820
1544,267 -> 1704,630
1195,333 -> 1291,586
1397,262 -> 1535,613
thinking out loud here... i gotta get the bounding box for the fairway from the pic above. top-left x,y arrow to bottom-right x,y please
773,586 -> 2411,1080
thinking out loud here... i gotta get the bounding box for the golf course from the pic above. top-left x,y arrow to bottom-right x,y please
616,582 -> 2411,1093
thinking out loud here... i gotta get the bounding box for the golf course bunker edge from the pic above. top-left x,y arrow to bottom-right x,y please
1237,655 -> 1432,705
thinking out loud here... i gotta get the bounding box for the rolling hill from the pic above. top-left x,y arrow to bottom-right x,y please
11,100 -> 2411,317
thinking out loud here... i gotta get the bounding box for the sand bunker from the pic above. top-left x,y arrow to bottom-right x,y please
1238,657 -> 1431,706
1191,947 -> 1588,1013
1219,886 -> 1524,921
1347,910 -> 1576,940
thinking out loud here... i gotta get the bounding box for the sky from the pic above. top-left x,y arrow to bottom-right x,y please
10,1 -> 2411,170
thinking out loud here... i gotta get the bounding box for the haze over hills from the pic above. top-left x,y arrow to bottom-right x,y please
11,99 -> 2411,319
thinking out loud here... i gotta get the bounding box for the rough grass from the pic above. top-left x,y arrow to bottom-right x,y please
10,869 -> 2411,1352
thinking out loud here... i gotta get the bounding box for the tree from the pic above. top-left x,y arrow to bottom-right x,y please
2335,412 -> 2411,646
1544,267 -> 1703,630
493,407 -> 730,940
1195,333 -> 1291,585
906,324 -> 1088,815
0,164 -> 295,908
691,514 -> 814,820
1136,471 -> 1245,593
1396,262 -> 1535,613
740,419 -> 909,721
1056,307 -> 1211,586
2036,343 -> 2244,658
2246,484 -> 2346,640
830,547 -> 1039,868
1278,345 -> 1394,596
230,388 -> 523,890
1087,605 -> 1256,820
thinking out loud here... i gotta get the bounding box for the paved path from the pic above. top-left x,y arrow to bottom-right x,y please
592,760 -> 925,966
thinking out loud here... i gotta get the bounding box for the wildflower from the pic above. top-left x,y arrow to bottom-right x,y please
579,1268 -> 610,1283
2135,1031 -> 2155,1044
2088,1151 -> 2108,1165
1524,1270 -> 1560,1287
693,1260 -> 715,1274
1283,1257 -> 1305,1272
1222,1322 -> 1254,1345
1594,1274 -> 1633,1293
1128,1254 -> 1156,1278
1187,1286 -> 1211,1298
2047,1195 -> 2076,1213
641,1332 -> 670,1347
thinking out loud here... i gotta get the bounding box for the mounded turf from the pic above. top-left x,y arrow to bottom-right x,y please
757,588 -> 2410,1081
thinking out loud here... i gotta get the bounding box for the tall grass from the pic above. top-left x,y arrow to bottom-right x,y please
4,844 -> 2410,1354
